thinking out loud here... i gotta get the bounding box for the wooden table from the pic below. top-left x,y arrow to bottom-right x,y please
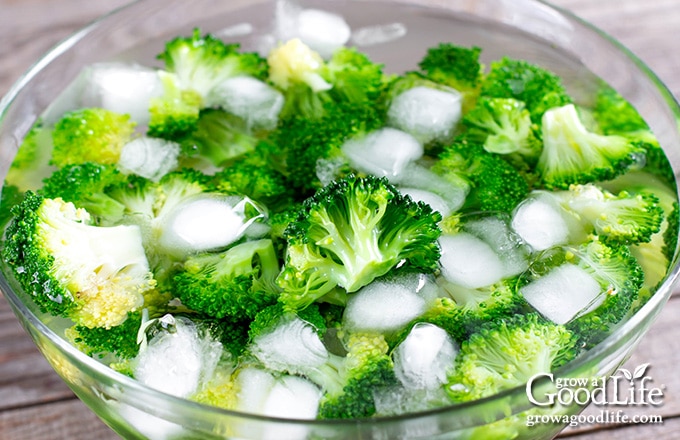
1,1 -> 679,438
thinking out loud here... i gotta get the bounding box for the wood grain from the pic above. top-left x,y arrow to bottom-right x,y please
1,0 -> 679,439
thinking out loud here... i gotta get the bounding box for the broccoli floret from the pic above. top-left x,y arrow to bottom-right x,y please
276,175 -> 442,311
447,313 -> 578,401
563,238 -> 644,348
462,97 -> 541,164
66,310 -> 144,359
268,40 -> 387,121
51,108 -> 137,167
480,57 -> 572,122
417,278 -> 527,344
317,332 -> 398,419
418,43 -> 484,112
40,162 -> 129,224
4,122 -> 56,191
173,239 -> 281,320
149,29 -> 267,139
537,104 -> 645,189
275,101 -> 383,194
556,183 -> 664,245
177,109 -> 261,170
213,141 -> 293,212
662,202 -> 679,263
2,192 -> 156,328
432,136 -> 530,213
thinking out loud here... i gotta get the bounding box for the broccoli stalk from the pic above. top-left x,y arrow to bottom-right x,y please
276,175 -> 442,311
2,192 -> 156,329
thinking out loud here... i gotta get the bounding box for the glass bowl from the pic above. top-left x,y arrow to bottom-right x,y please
1,0 -> 679,438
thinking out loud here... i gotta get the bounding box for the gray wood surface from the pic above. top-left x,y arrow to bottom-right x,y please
1,0 -> 679,438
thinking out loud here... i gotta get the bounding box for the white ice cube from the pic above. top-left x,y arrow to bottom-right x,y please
159,195 -> 262,257
438,233 -> 506,288
387,86 -> 462,144
342,128 -> 423,182
118,137 -> 180,182
134,317 -> 222,399
397,163 -> 468,212
393,323 -> 458,390
512,195 -> 570,251
82,62 -> 164,125
520,263 -> 604,325
235,368 -> 277,414
275,1 -> 351,59
464,216 -> 529,278
209,76 -> 284,130
343,274 -> 432,334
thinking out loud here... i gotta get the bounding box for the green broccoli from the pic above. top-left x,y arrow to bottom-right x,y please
276,175 -> 442,311
432,136 -> 530,213
51,108 -> 137,167
268,40 -> 387,121
65,310 -> 144,359
40,162 -> 129,224
563,238 -> 644,348
462,96 -> 541,163
2,192 -> 156,329
447,313 -> 578,401
177,109 -> 261,170
149,29 -> 267,139
418,43 -> 484,113
537,104 -> 645,189
662,202 -> 679,263
173,239 -> 281,320
0,184 -> 24,228
480,57 -> 572,122
555,183 -> 664,245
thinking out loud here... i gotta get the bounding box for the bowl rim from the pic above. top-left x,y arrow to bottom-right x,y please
1,0 -> 680,429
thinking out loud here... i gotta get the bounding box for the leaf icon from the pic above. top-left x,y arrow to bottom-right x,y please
633,363 -> 650,379
618,368 -> 632,380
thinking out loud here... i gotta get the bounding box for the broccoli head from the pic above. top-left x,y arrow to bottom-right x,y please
173,239 -> 281,320
65,310 -> 144,359
51,108 -> 136,167
276,175 -> 442,311
432,136 -> 530,213
2,192 -> 156,328
480,57 -> 572,122
447,313 -> 578,401
537,104 -> 645,189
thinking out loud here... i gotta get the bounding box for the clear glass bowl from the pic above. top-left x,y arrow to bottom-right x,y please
1,0 -> 679,438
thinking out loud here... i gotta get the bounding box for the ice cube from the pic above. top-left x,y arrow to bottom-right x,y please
343,274 -> 432,334
81,62 -> 163,125
393,323 -> 458,390
250,315 -> 329,374
262,375 -> 322,419
399,187 -> 452,217
520,263 -> 604,324
134,317 -> 222,398
438,232 -> 505,288
118,137 -> 180,182
351,23 -> 407,47
235,368 -> 277,414
387,86 -> 462,144
275,1 -> 351,58
208,76 -> 284,130
159,195 -> 263,257
118,404 -> 183,440
342,128 -> 423,182
464,216 -> 529,278
512,194 -> 570,251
